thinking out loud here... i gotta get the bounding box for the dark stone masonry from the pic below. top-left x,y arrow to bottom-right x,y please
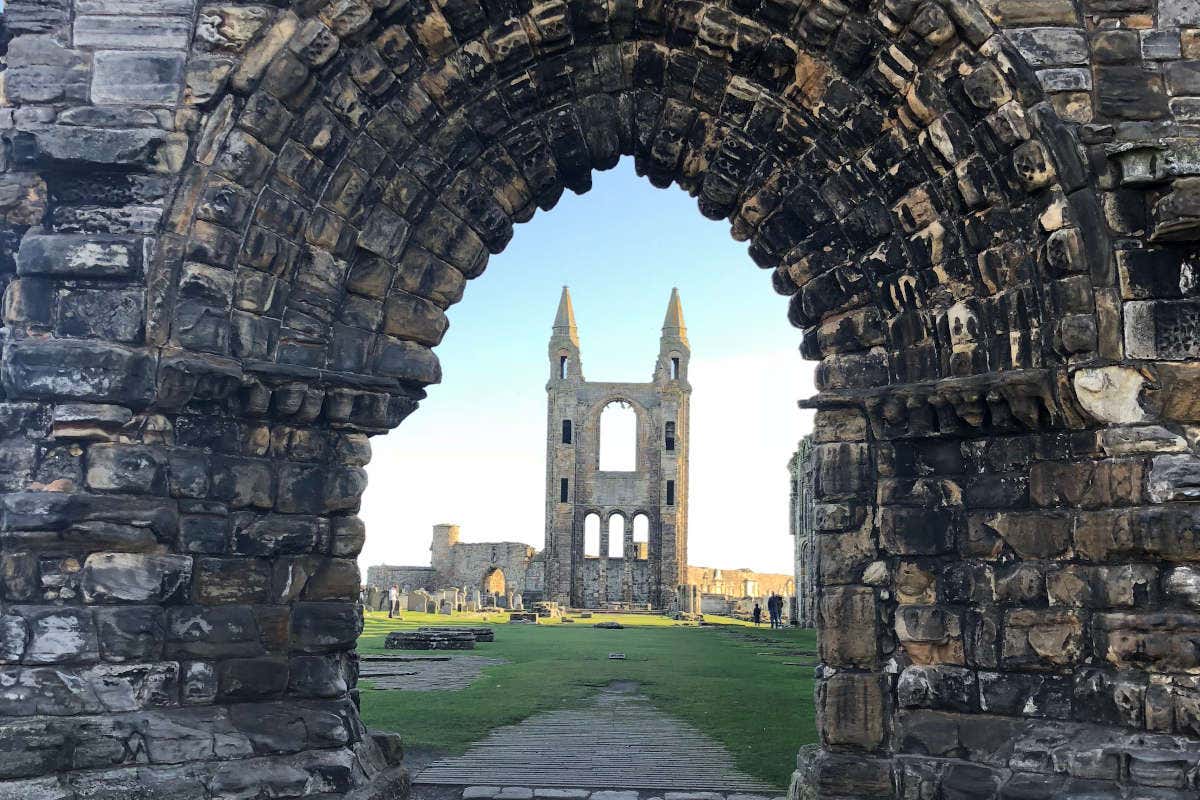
0,0 -> 1199,797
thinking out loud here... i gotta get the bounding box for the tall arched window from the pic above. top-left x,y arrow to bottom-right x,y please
665,421 -> 675,451
584,513 -> 600,557
559,355 -> 568,379
598,400 -> 636,471
633,514 -> 649,560
608,513 -> 625,558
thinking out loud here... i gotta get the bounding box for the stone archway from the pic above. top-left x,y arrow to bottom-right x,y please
483,565 -> 505,596
2,0 -> 1200,797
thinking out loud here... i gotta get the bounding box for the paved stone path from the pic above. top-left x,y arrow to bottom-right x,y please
360,655 -> 507,691
414,683 -> 784,794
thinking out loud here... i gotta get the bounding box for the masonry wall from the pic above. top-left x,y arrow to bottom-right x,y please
2,0 -> 1200,797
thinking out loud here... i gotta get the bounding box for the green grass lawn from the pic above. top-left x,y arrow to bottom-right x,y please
357,610 -> 818,789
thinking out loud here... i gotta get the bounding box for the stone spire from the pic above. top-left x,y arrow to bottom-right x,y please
661,287 -> 688,348
553,286 -> 579,347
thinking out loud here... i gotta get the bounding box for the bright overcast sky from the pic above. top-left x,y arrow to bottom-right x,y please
359,159 -> 816,575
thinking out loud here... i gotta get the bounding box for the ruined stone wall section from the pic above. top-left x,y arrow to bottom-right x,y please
0,0 -> 1198,797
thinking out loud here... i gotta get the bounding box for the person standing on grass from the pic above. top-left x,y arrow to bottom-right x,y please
752,602 -> 762,626
771,593 -> 782,629
388,584 -> 399,618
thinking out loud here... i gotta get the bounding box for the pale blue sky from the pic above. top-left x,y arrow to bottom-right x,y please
360,160 -> 816,574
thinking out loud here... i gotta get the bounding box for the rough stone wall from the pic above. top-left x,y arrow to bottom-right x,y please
439,539 -> 538,592
0,0 -> 1199,797
543,288 -> 690,609
365,563 -> 436,589
790,435 -> 816,627
373,522 -> 541,595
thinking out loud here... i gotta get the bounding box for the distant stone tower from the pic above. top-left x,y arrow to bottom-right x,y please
430,523 -> 460,572
543,287 -> 691,609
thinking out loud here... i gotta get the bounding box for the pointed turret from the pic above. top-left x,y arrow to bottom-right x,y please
553,286 -> 579,347
549,286 -> 583,382
655,287 -> 691,385
661,286 -> 688,347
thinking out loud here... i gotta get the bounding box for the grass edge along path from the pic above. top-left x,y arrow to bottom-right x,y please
356,611 -> 818,789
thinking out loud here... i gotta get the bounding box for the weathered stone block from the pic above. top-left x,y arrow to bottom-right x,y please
880,507 -> 957,555
194,557 -> 271,605
1002,609 -> 1084,669
218,657 -> 288,700
820,673 -> 888,748
818,586 -> 877,668
1094,612 -> 1200,672
2,339 -> 156,406
1149,455 -> 1200,502
81,553 -> 191,604
15,607 -> 98,664
165,605 -> 264,660
969,512 -> 1071,559
1096,66 -> 1168,120
290,602 -> 362,654
231,514 -> 327,556
898,665 -> 977,713
17,232 -> 143,279
91,51 -> 185,105
896,605 -> 965,665
94,606 -> 165,662
1007,28 -> 1088,67
73,14 -> 192,49
86,444 -> 168,494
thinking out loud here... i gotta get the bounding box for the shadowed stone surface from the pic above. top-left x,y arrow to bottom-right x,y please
2,0 -> 1200,797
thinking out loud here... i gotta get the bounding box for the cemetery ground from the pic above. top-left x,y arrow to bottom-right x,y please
357,611 -> 818,789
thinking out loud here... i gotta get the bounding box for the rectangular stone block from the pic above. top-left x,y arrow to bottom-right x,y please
91,51 -> 185,105
194,557 -> 271,605
819,586 -> 877,668
819,673 -> 888,748
880,506 -> 956,555
2,338 -> 156,406
57,287 -> 146,343
813,442 -> 873,500
81,553 -> 192,604
165,605 -> 264,660
94,606 -> 165,662
14,606 -> 99,664
86,443 -> 168,494
980,0 -> 1080,25
1096,66 -> 1169,120
1149,455 -> 1200,502
73,15 -> 193,49
1074,506 -> 1200,562
290,602 -> 362,654
17,232 -> 143,279
1007,28 -> 1089,66
968,511 -> 1071,559
896,605 -> 965,665
1002,609 -> 1084,670
1094,611 -> 1200,672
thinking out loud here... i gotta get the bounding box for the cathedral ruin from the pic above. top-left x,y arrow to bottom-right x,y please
368,288 -> 792,613
543,286 -> 690,609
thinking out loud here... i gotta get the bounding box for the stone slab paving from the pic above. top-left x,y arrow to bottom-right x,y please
359,655 -> 507,691
414,684 -> 784,793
